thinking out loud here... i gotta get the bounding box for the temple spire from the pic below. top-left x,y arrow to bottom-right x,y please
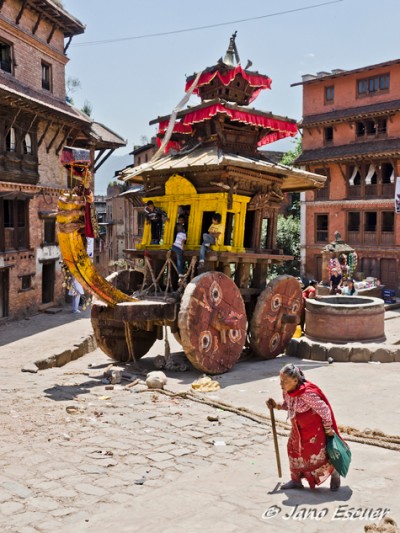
223,31 -> 240,66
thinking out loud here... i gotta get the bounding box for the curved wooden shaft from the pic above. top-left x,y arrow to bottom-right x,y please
57,192 -> 137,307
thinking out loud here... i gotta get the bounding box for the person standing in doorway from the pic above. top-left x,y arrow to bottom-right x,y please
172,223 -> 186,276
144,201 -> 169,244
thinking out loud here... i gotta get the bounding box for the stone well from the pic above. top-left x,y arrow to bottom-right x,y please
305,296 -> 385,343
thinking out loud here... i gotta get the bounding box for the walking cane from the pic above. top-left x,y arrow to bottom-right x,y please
269,405 -> 282,478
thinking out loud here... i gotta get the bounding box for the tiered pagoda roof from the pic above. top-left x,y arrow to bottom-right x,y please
151,33 -> 298,157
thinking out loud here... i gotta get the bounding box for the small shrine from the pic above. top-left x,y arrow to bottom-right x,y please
321,231 -> 357,282
320,231 -> 384,297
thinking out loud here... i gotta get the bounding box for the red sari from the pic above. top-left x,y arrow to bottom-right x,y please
282,381 -> 340,488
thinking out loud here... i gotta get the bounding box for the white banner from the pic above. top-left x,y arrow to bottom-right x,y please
396,177 -> 400,214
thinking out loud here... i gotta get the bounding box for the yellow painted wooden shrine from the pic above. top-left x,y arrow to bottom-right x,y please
136,174 -> 250,253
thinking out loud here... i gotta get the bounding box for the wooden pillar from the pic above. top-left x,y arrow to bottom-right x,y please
252,261 -> 269,290
252,210 -> 262,248
234,263 -> 251,288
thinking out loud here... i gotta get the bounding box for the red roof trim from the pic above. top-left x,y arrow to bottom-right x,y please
185,65 -> 272,95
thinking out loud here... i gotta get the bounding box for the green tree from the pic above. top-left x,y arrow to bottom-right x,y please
269,137 -> 303,278
273,215 -> 301,277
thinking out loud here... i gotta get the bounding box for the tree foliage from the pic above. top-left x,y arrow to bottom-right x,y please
268,137 -> 303,278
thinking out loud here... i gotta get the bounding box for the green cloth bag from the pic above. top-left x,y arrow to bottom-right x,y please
326,434 -> 351,477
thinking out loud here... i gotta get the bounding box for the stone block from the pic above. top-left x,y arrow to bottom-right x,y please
285,339 -> 299,357
370,348 -> 395,363
309,343 -> 327,361
297,340 -> 311,359
328,345 -> 351,362
350,346 -> 372,363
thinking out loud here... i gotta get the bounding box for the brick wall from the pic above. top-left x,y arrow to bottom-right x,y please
0,0 -> 67,99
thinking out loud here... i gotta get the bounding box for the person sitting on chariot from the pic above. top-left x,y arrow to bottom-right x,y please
199,213 -> 224,264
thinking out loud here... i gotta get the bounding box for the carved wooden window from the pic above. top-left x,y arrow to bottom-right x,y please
347,211 -> 360,244
23,133 -> 32,154
323,126 -> 333,144
0,198 -> 29,251
382,211 -> 394,232
324,86 -> 334,104
43,218 -> 56,245
0,39 -> 13,73
357,74 -> 390,97
6,127 -> 16,152
314,168 -> 330,200
315,214 -> 328,243
41,62 -> 52,91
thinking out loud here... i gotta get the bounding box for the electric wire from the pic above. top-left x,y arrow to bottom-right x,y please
72,1 -> 344,47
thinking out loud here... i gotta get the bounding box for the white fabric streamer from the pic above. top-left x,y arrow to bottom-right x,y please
151,71 -> 202,162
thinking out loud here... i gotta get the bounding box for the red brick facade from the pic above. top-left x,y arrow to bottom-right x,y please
294,60 -> 400,293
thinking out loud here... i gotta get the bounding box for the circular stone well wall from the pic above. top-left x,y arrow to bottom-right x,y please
305,296 -> 385,343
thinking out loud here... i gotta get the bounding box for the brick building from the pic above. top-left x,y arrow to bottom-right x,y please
293,59 -> 400,292
0,0 -> 125,320
101,140 -> 158,271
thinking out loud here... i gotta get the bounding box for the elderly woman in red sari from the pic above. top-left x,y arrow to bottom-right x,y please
266,363 -> 341,491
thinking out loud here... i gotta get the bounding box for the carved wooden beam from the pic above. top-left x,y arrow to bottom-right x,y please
389,158 -> 398,176
27,113 -> 38,133
66,129 -> 80,147
56,126 -> 73,155
46,125 -> 62,153
37,120 -> 52,147
64,36 -> 73,55
337,163 -> 346,180
93,148 -> 106,166
16,0 -> 28,24
47,23 -> 57,44
4,108 -> 21,137
32,12 -> 43,35
94,148 -> 114,173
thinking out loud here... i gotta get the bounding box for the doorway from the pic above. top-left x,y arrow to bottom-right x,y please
0,269 -> 9,318
42,261 -> 55,304
380,258 -> 397,291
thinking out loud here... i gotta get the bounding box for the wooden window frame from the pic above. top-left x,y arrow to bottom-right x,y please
357,73 -> 390,98
346,210 -> 395,245
0,198 -> 29,252
324,85 -> 334,104
0,38 -> 13,74
314,168 -> 330,200
315,213 -> 329,243
323,126 -> 333,144
41,61 -> 52,91
347,161 -> 395,199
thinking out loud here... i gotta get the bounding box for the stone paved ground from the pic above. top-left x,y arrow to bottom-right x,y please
1,311 -> 400,532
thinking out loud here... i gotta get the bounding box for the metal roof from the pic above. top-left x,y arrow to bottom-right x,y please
118,146 -> 326,193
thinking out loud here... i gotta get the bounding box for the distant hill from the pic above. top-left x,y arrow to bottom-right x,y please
94,153 -> 132,195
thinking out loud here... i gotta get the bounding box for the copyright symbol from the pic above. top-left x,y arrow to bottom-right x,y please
262,505 -> 281,519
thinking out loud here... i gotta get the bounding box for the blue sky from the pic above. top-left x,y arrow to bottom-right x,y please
62,0 -> 400,159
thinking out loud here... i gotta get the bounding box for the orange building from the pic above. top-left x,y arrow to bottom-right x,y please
293,59 -> 400,292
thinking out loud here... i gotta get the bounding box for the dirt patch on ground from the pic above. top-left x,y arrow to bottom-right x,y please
365,517 -> 399,533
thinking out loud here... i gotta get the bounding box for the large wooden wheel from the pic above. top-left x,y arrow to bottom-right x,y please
90,270 -> 154,363
91,301 -> 157,363
250,275 -> 302,360
178,272 -> 247,374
